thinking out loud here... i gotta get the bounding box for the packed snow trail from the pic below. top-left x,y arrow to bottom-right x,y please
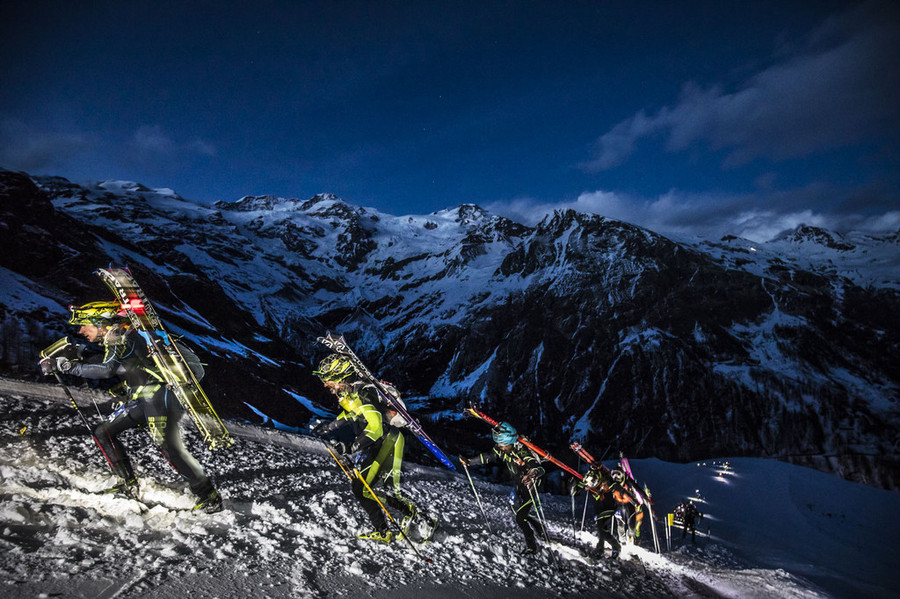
2,378 -> 893,598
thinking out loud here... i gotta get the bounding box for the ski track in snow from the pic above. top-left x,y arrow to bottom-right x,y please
1,382 -> 895,599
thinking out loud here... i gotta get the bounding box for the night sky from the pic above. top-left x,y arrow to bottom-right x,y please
2,1 -> 898,241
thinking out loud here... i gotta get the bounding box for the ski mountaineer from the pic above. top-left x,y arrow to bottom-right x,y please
313,354 -> 423,543
459,422 -> 546,555
675,500 -> 702,543
570,465 -> 641,558
611,467 -> 645,546
39,301 -> 222,513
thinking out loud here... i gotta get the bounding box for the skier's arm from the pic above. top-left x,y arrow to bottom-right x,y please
349,403 -> 384,453
68,344 -> 125,379
460,450 -> 497,467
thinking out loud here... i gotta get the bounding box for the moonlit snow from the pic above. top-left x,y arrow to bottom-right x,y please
1,379 -> 897,598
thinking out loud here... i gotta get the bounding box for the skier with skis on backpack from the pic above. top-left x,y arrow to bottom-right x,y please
611,467 -> 645,546
569,464 -> 628,559
39,301 -> 222,512
313,354 -> 424,543
459,421 -> 546,555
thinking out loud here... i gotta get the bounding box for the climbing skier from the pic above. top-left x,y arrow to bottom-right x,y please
569,464 -> 629,559
459,421 -> 546,555
313,354 -> 424,543
39,301 -> 222,512
675,500 -> 702,543
611,467 -> 645,545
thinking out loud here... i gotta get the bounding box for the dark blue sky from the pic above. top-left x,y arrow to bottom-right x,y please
2,1 -> 898,240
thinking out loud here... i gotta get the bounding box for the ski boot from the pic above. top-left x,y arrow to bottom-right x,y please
357,529 -> 393,544
193,489 -> 223,514
400,506 -> 418,535
104,477 -> 140,500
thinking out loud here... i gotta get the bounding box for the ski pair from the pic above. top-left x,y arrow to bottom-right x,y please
96,267 -> 233,450
465,406 -> 587,484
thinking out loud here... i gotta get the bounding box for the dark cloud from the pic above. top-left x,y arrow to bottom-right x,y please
489,184 -> 900,243
0,119 -> 90,172
581,1 -> 900,172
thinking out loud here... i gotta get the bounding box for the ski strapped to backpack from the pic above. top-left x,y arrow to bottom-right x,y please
316,332 -> 456,471
570,442 -> 613,477
96,267 -> 234,450
464,406 -> 587,484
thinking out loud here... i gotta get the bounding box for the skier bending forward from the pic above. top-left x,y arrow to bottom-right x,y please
313,354 -> 428,543
40,301 -> 222,512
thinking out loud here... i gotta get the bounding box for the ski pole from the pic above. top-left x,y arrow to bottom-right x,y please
525,483 -> 560,569
50,372 -> 116,471
324,444 -> 353,481
571,490 -> 577,541
353,467 -> 431,563
581,490 -> 589,531
462,462 -> 492,533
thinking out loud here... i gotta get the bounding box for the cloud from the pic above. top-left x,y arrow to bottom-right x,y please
488,186 -> 900,243
129,125 -> 217,161
580,1 -> 900,172
0,119 -> 90,172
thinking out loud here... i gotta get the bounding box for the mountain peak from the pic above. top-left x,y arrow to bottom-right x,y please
214,194 -> 298,212
777,224 -> 855,251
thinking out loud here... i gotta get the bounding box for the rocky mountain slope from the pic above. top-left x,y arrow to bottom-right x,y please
1,167 -> 897,487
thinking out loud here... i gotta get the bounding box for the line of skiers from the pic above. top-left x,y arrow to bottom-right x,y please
39,298 -> 662,558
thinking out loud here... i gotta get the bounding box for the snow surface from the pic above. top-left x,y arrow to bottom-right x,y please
1,379 -> 898,599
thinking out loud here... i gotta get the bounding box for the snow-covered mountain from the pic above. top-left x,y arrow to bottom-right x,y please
1,168 -> 898,488
2,379 -> 898,598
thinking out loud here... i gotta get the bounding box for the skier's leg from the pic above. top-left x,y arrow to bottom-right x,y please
595,510 -> 621,555
146,388 -> 219,509
513,489 -> 537,552
93,399 -> 142,483
353,448 -> 389,534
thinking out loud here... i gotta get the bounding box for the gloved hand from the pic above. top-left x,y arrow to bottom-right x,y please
329,440 -> 348,455
40,357 -> 73,375
521,468 -> 540,487
39,358 -> 54,376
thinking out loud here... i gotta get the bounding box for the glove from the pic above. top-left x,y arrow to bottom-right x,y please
40,357 -> 73,375
329,440 -> 348,455
522,468 -> 540,486
39,358 -> 54,376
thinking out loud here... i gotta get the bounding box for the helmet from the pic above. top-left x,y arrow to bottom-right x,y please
314,354 -> 355,382
611,468 -> 625,484
68,301 -> 126,326
582,468 -> 601,489
491,421 -> 518,446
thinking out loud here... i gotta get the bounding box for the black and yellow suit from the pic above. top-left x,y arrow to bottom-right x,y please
68,327 -> 215,498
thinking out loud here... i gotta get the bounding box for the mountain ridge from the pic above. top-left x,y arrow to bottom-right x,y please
2,167 -> 897,489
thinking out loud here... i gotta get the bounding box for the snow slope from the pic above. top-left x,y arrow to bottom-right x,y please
1,379 -> 898,599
